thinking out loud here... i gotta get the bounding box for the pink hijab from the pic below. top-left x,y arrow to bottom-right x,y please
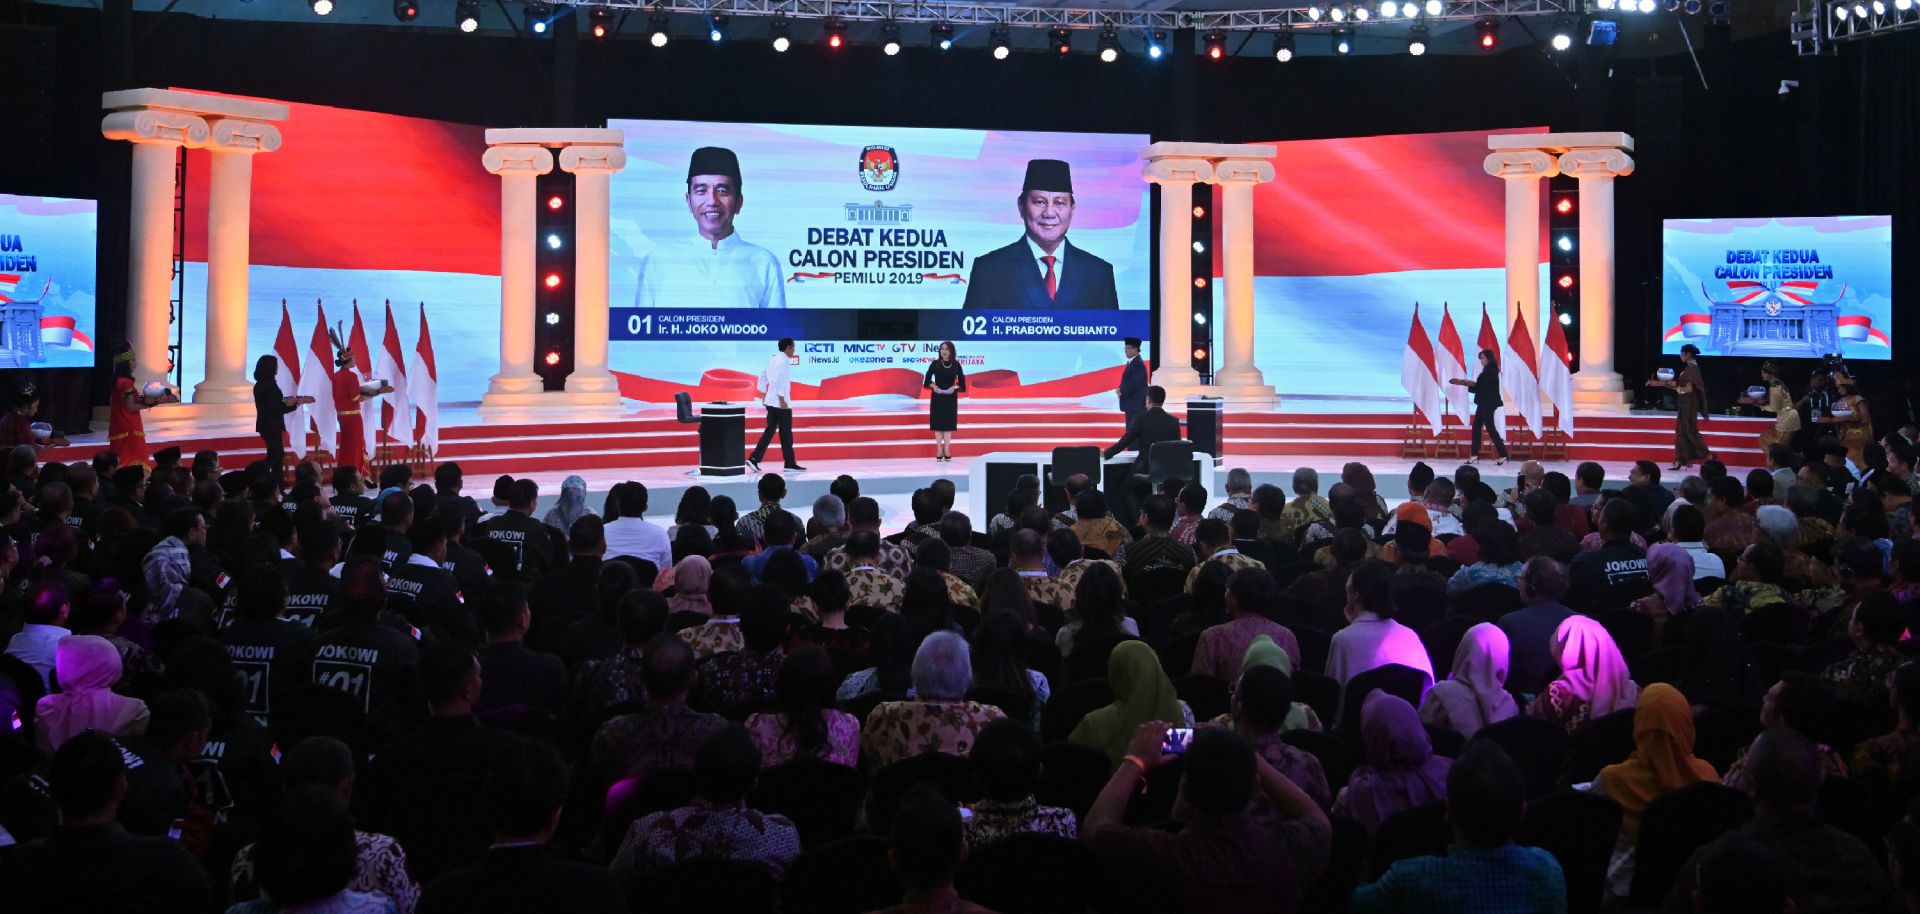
1646,544 -> 1700,614
664,555 -> 714,617
1552,615 -> 1638,718
1336,689 -> 1452,838
35,635 -> 149,752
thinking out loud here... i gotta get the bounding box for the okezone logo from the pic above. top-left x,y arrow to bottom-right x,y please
860,145 -> 899,192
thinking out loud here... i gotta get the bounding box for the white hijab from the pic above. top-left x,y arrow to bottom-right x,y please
1422,623 -> 1519,738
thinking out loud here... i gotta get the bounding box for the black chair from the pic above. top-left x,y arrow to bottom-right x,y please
1291,625 -> 1332,674
385,772 -> 493,883
1627,782 -> 1754,906
629,857 -> 777,914
1371,800 -> 1451,871
1142,594 -> 1184,653
1034,741 -> 1112,819
1454,582 -> 1524,620
966,686 -> 1034,724
1517,789 -> 1623,914
1282,728 -> 1355,791
748,758 -> 866,849
1139,440 -> 1196,492
1471,716 -> 1571,799
1597,609 -> 1656,671
867,753 -> 981,831
955,833 -> 1101,914
1126,566 -> 1189,617
1425,725 -> 1466,759
1173,674 -> 1231,723
1562,708 -> 1637,785
1162,631 -> 1201,680
1419,615 -> 1479,681
268,682 -> 371,761
1292,670 -> 1342,727
1391,584 -> 1447,633
781,835 -> 898,914
1300,814 -> 1370,914
1042,678 -> 1114,745
673,391 -> 698,424
1024,638 -> 1063,689
1047,446 -> 1103,513
1336,663 -> 1431,737
1032,603 -> 1066,636
1691,705 -> 1763,774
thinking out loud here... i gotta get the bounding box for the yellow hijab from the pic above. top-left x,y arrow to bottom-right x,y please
1595,682 -> 1719,838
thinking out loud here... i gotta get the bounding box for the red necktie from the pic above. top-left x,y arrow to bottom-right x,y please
1042,255 -> 1057,300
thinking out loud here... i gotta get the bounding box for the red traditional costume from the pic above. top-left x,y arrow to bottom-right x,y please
109,347 -> 152,467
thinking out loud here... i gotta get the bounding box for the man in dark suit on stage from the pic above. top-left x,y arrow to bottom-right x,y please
962,158 -> 1119,311
1105,385 -> 1183,475
1117,337 -> 1147,425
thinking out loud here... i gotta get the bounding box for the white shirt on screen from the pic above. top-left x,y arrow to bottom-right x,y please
632,232 -> 787,310
759,352 -> 793,409
1025,235 -> 1066,286
604,516 -> 672,572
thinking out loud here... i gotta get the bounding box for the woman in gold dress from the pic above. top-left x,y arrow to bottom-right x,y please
1743,361 -> 1800,452
1829,371 -> 1874,465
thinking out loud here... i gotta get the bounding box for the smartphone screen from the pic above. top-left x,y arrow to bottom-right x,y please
1162,727 -> 1195,755
166,818 -> 185,841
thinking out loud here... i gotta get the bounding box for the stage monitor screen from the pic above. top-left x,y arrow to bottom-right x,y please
1661,215 -> 1893,360
0,195 -> 98,369
607,120 -> 1151,401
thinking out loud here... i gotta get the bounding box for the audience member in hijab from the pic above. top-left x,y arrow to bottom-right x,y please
661,555 -> 714,620
1237,634 -> 1322,732
1069,640 -> 1195,769
1595,682 -> 1718,897
1637,543 -> 1701,617
1334,689 -> 1452,839
1528,615 -> 1639,734
541,475 -> 596,532
34,633 -> 150,752
1419,623 -> 1519,740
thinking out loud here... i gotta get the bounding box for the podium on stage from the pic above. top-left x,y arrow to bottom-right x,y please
1186,396 -> 1224,467
693,401 -> 746,476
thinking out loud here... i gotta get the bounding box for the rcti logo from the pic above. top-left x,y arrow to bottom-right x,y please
859,145 -> 899,192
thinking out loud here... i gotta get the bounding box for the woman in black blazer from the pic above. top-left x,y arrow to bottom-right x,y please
1450,348 -> 1508,465
253,355 -> 312,477
923,340 -> 966,462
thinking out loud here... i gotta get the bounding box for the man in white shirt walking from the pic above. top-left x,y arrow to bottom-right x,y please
748,337 -> 804,473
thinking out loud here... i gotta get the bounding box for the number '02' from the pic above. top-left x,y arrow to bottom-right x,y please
961,316 -> 987,336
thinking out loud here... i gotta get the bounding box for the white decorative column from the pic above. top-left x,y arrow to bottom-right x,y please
1140,150 -> 1211,395
1559,145 -> 1635,412
1210,155 -> 1279,407
1481,149 -> 1559,362
101,100 -> 210,392
195,118 -> 284,408
557,138 -> 626,407
479,142 -> 553,411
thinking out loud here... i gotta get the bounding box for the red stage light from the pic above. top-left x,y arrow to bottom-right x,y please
1209,46 -> 1223,59
547,195 -> 564,210
1193,277 -> 1207,288
544,351 -> 561,366
1557,274 -> 1575,289
1555,197 -> 1575,215
1192,205 -> 1206,218
592,22 -> 607,37
545,273 -> 562,289
828,32 -> 842,47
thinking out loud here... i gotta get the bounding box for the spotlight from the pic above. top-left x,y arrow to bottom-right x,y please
1192,240 -> 1206,253
1146,30 -> 1166,58
544,273 -> 562,289
1192,204 -> 1207,218
1202,30 -> 1226,59
1557,236 -> 1575,252
1852,1 -> 1868,15
1872,0 -> 1886,12
1637,0 -> 1656,12
1353,4 -> 1371,21
770,16 -> 790,52
1381,0 -> 1398,16
1192,346 -> 1208,361
1898,0 -> 1914,11
931,22 -> 955,50
1049,26 -> 1071,55
1559,311 -> 1573,325
1557,274 -> 1576,289
1307,5 -> 1325,20
990,26 -> 1010,59
1274,29 -> 1295,61
1596,0 -> 1617,8
1555,197 -> 1575,215
1551,17 -> 1574,49
1424,0 -> 1442,12
526,1 -> 550,34
545,351 -> 562,367
393,0 -> 418,21
647,11 -> 668,45
1194,277 -> 1208,288
1332,26 -> 1353,53
1408,24 -> 1429,54
589,9 -> 612,38
1330,4 -> 1347,21
455,0 -> 479,32
1194,313 -> 1208,325
546,233 -> 563,249
544,312 -> 561,326
310,0 -> 333,17
1402,2 -> 1418,17
1098,27 -> 1121,62
883,22 -> 902,55
547,195 -> 565,210
1475,16 -> 1499,49
824,17 -> 846,48
1833,3 -> 1849,17
707,14 -> 727,42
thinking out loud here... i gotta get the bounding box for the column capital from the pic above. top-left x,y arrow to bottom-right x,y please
206,118 -> 283,154
102,109 -> 210,147
1142,157 -> 1214,185
482,144 -> 555,177
1482,150 -> 1560,180
1208,158 -> 1275,184
1557,148 -> 1635,178
557,145 -> 627,175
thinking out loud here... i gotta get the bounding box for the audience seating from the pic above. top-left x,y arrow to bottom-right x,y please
1034,741 -> 1113,819
748,758 -> 866,849
1299,814 -> 1371,914
1161,631 -> 1200,680
1290,624 -> 1333,674
1336,663 -> 1430,736
781,835 -> 899,914
1390,584 -> 1447,633
866,753 -> 982,832
1140,594 -> 1182,652
1626,782 -> 1754,906
1452,582 -> 1523,620
1472,716 -> 1571,799
1042,678 -> 1114,744
1596,609 -> 1655,672
386,772 -> 494,883
1419,615 -> 1478,681
965,685 -> 1035,724
1282,728 -> 1355,792
838,690 -> 895,725
1690,705 -> 1764,773
1424,725 -> 1465,759
954,833 -> 1102,914
1561,708 -> 1637,786
268,682 -> 372,761
1172,674 -> 1231,722
0,654 -> 45,747
628,857 -> 779,914
1517,789 -> 1623,914
1370,799 -> 1451,872
1292,669 -> 1342,726
1126,567 -> 1190,619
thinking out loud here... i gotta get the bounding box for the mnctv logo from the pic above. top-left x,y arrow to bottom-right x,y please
860,145 -> 899,192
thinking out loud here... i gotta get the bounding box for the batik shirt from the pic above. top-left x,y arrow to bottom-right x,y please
861,700 -> 1006,769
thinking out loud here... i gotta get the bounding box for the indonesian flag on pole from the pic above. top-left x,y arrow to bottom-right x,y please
349,301 -> 378,457
272,301 -> 308,458
296,301 -> 338,455
1401,303 -> 1444,436
1504,302 -> 1544,437
1477,304 -> 1508,431
377,301 -> 413,448
1541,313 -> 1577,436
1436,302 -> 1472,427
407,303 -> 440,451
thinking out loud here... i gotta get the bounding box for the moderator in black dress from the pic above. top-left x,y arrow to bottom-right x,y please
924,358 -> 966,432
